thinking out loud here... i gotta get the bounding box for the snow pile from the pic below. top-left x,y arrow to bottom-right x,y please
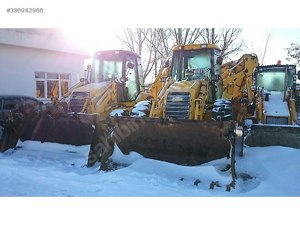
110,108 -> 127,116
1,139 -> 300,225
109,100 -> 151,117
131,100 -> 151,117
263,91 -> 290,117
0,140 -> 300,197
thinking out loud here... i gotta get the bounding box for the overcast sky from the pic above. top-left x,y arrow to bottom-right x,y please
62,28 -> 300,67
1,0 -> 300,66
241,28 -> 300,65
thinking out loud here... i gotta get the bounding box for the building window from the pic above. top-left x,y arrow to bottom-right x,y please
35,72 -> 70,100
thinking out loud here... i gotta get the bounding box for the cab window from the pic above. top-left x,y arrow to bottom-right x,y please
94,58 -> 123,82
170,49 -> 212,81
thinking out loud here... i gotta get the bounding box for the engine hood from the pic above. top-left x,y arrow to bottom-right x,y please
72,81 -> 112,96
167,80 -> 202,96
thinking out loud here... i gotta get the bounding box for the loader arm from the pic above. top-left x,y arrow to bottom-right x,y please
50,80 -> 59,103
288,92 -> 298,124
85,81 -> 116,115
148,67 -> 170,99
221,54 -> 258,125
194,79 -> 210,120
149,77 -> 174,118
61,78 -> 88,100
221,54 -> 258,102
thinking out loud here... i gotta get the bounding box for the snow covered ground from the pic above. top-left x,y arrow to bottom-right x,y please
1,139 -> 299,197
1,137 -> 300,224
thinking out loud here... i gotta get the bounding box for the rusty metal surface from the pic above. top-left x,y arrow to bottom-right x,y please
17,113 -> 96,146
0,124 -> 19,152
245,124 -> 300,149
109,117 -> 234,165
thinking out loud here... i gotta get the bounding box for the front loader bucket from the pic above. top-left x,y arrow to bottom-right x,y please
0,124 -> 19,152
244,124 -> 300,149
108,117 -> 235,166
18,113 -> 96,146
1,104 -> 98,152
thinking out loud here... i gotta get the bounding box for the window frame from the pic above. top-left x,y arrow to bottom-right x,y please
35,72 -> 70,101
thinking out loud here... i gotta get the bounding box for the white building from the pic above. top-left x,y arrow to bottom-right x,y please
0,29 -> 89,102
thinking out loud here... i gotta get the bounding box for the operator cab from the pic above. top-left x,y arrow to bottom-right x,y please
91,50 -> 143,101
170,44 -> 222,82
168,44 -> 223,102
255,65 -> 295,93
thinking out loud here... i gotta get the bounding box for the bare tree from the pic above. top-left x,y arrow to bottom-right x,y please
168,28 -> 204,45
148,28 -> 204,75
286,43 -> 300,65
117,28 -> 156,81
261,33 -> 271,65
118,28 -> 146,55
118,28 -> 205,79
117,28 -> 244,83
200,28 -> 244,59
143,28 -> 169,76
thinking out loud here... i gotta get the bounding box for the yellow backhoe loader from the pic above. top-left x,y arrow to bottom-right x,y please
0,50 -> 150,152
88,44 -> 237,180
243,64 -> 300,149
221,54 -> 259,125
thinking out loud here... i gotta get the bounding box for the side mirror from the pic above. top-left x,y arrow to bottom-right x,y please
164,59 -> 170,68
120,77 -> 128,83
127,62 -> 135,69
297,71 -> 300,80
216,56 -> 223,65
80,78 -> 88,82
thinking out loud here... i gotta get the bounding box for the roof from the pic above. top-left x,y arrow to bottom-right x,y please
172,43 -> 221,51
256,64 -> 296,73
0,29 -> 90,56
94,49 -> 141,58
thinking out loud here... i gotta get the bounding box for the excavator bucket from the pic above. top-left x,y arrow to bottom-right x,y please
107,117 -> 235,166
0,109 -> 96,152
18,113 -> 96,145
0,122 -> 19,152
244,124 -> 300,149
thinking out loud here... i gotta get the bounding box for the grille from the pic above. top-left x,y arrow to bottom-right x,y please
266,116 -> 289,125
69,92 -> 89,113
166,92 -> 190,119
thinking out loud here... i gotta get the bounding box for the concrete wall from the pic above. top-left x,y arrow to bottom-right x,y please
0,44 -> 86,97
0,29 -> 89,100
